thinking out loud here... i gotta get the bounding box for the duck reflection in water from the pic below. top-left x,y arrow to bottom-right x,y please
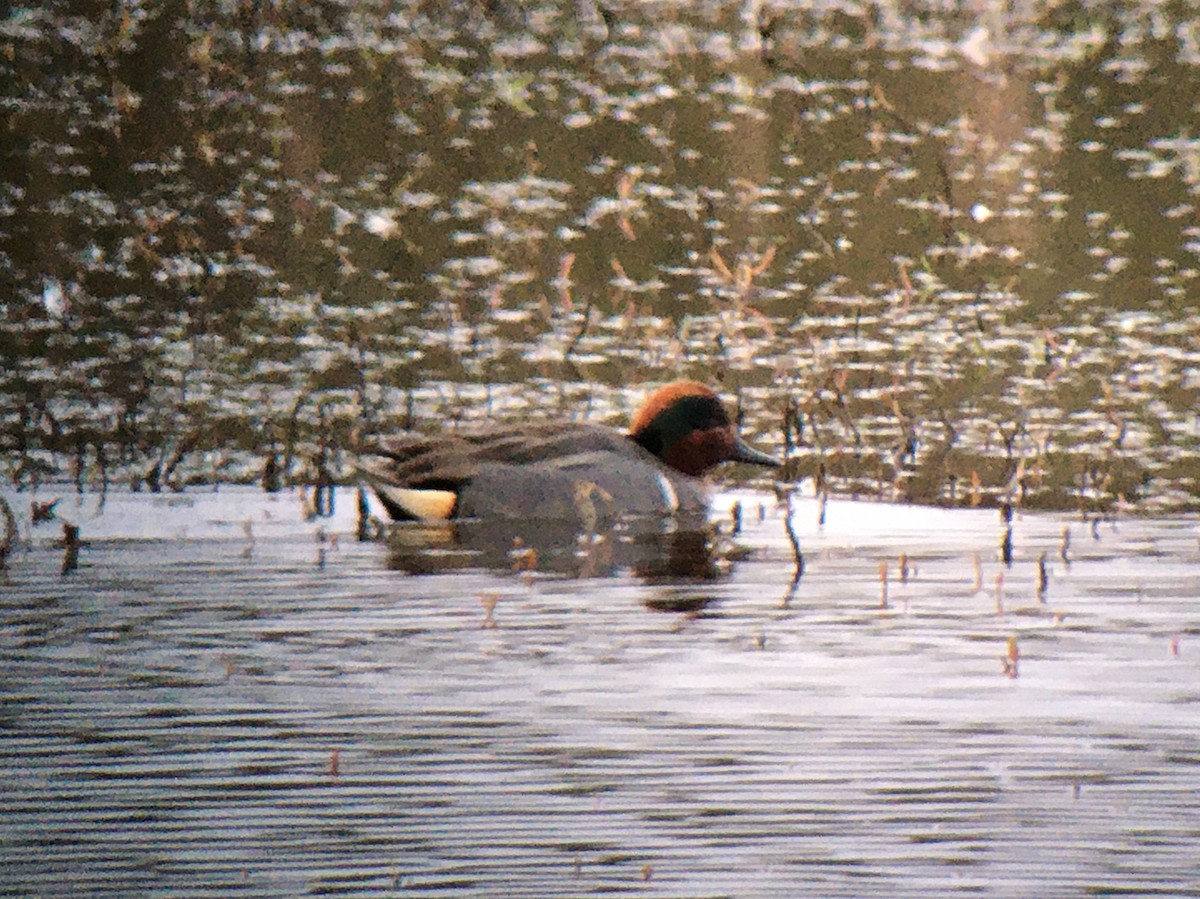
357,381 -> 779,587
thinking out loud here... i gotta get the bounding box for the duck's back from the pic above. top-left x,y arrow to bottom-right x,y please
364,422 -> 627,485
359,422 -> 707,522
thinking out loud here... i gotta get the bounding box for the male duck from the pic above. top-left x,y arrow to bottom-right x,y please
358,381 -> 779,525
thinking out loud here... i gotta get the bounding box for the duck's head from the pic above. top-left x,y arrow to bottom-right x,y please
629,381 -> 780,477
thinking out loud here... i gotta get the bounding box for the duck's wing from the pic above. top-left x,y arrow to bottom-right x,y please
357,423 -> 636,521
362,422 -> 630,488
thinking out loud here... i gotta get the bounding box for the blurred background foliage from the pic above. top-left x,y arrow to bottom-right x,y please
3,0 -> 1200,509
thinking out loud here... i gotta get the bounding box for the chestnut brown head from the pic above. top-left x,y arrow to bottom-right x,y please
629,381 -> 779,477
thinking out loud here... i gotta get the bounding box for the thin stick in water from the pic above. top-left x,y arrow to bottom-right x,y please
61,523 -> 80,575
783,489 -> 804,584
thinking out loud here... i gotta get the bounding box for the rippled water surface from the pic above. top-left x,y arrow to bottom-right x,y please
3,487 -> 1200,896
7,4 -> 1200,891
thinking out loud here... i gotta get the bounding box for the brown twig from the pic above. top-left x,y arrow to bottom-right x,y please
61,522 -> 80,575
0,496 -> 17,572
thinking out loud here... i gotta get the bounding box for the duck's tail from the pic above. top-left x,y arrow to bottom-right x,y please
373,482 -> 458,522
355,459 -> 458,522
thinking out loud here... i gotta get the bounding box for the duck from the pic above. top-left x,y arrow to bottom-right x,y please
357,381 -> 779,527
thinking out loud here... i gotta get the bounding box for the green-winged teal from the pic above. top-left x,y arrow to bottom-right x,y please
358,381 -> 779,525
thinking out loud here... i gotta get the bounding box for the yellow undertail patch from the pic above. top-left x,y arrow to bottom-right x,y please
380,485 -> 458,522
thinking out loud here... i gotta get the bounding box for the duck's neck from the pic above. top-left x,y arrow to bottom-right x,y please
629,426 -> 732,478
629,429 -> 663,457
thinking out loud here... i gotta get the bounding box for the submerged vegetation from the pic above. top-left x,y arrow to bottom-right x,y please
3,0 -> 1200,510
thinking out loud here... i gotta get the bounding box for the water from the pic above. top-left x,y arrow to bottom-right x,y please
6,2 -> 1200,891
3,487 -> 1200,896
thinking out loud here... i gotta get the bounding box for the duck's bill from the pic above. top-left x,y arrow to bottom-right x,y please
732,437 -> 781,468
